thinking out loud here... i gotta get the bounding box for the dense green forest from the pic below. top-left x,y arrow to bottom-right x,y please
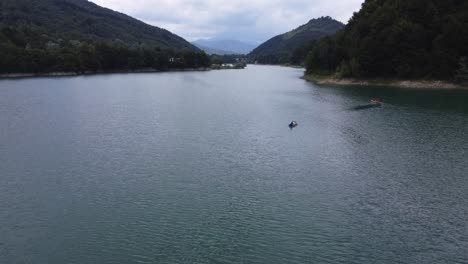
0,0 -> 209,75
0,29 -> 210,74
304,0 -> 468,80
249,17 -> 344,64
0,0 -> 196,49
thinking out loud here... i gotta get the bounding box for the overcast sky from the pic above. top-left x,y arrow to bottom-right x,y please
90,0 -> 364,43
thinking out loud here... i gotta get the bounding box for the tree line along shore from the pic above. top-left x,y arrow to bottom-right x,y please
300,0 -> 468,87
0,35 -> 211,76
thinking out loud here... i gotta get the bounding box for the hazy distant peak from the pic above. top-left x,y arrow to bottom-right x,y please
192,39 -> 257,55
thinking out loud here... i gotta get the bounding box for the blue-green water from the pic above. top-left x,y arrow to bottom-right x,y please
1,65 -> 467,264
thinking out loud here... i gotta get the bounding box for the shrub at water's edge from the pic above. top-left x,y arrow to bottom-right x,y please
304,0 -> 468,83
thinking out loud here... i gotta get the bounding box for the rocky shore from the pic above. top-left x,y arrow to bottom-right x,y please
302,74 -> 467,89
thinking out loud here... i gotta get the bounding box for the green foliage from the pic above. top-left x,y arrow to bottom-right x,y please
455,57 -> 468,83
305,33 -> 346,73
291,40 -> 317,65
0,0 -> 208,74
0,0 -> 197,50
211,56 -> 224,65
0,26 -> 210,74
305,0 -> 468,79
249,17 -> 344,64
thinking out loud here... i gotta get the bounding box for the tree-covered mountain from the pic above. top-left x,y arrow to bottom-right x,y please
0,0 -> 196,50
249,17 -> 344,64
0,0 -> 209,75
305,0 -> 468,80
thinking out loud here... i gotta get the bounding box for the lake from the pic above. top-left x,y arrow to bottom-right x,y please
1,65 -> 467,264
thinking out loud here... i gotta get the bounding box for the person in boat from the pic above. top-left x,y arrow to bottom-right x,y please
289,121 -> 298,128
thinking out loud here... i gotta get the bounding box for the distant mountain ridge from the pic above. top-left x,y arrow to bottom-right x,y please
192,43 -> 236,55
249,17 -> 344,64
192,39 -> 256,55
0,0 -> 197,50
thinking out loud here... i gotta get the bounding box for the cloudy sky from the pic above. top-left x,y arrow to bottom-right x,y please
90,0 -> 364,43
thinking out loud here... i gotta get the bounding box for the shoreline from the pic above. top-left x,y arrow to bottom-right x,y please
302,74 -> 468,90
280,64 -> 303,69
0,68 -> 211,80
251,63 -> 304,69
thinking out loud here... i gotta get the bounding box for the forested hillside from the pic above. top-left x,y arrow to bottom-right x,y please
305,0 -> 468,80
249,17 -> 344,64
0,0 -> 209,74
0,0 -> 196,49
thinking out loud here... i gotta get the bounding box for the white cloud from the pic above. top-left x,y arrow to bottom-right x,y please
90,0 -> 364,42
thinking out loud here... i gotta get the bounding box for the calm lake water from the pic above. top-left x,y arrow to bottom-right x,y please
1,65 -> 467,264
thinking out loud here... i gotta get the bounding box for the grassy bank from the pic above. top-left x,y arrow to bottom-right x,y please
302,73 -> 467,89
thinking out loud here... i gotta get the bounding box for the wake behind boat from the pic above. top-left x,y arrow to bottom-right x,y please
352,98 -> 382,110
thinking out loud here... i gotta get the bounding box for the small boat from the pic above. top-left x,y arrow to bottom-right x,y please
289,121 -> 299,128
371,98 -> 381,104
